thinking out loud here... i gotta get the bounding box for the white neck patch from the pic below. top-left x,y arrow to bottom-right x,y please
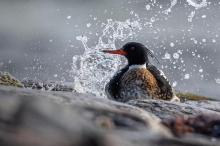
129,63 -> 146,70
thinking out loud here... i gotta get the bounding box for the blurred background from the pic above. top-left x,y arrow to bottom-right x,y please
0,0 -> 219,98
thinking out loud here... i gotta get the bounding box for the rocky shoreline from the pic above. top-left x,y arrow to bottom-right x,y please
0,72 -> 220,146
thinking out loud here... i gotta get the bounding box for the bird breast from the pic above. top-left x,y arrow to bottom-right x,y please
119,68 -> 160,102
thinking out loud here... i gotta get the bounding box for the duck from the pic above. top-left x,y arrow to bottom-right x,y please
102,42 -> 179,102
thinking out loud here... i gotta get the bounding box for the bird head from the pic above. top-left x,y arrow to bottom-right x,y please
102,42 -> 158,66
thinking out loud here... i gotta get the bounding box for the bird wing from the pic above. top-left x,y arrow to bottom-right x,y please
147,65 -> 174,98
105,65 -> 129,100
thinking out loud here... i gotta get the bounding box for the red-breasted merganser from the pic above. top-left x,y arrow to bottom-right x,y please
102,42 -> 179,102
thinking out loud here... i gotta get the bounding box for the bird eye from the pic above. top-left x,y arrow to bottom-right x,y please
131,47 -> 135,50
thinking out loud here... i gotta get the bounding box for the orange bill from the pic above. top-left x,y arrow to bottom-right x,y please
102,49 -> 127,56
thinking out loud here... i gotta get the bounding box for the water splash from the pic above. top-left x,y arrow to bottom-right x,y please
162,0 -> 208,21
186,0 -> 207,9
70,19 -> 142,97
186,0 -> 208,22
163,0 -> 178,15
69,0 -> 213,97
188,11 -> 196,22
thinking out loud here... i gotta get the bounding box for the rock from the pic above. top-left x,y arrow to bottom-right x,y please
0,72 -> 23,88
127,99 -> 220,120
21,79 -> 76,92
0,83 -> 220,145
0,85 -> 171,146
176,92 -> 213,101
185,100 -> 220,113
0,72 -> 76,92
162,114 -> 220,138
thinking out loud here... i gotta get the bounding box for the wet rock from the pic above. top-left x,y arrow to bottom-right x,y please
127,99 -> 220,120
162,114 -> 220,138
0,72 -> 23,88
0,85 -> 220,146
21,79 -> 75,92
185,100 -> 220,113
176,92 -> 213,101
0,85 -> 171,146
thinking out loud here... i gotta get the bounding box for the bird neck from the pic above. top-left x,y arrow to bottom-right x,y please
127,55 -> 149,67
128,63 -> 146,70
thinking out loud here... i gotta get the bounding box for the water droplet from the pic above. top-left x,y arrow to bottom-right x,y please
170,42 -> 175,47
199,69 -> 203,72
188,11 -> 195,22
86,23 -> 91,28
173,53 -> 179,59
172,81 -> 177,87
191,37 -> 198,44
66,16 -> 72,19
201,15 -> 206,18
163,52 -> 171,59
215,79 -> 220,84
184,74 -> 190,79
145,5 -> 151,10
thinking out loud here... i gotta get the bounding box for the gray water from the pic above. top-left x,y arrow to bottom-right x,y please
0,0 -> 219,98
